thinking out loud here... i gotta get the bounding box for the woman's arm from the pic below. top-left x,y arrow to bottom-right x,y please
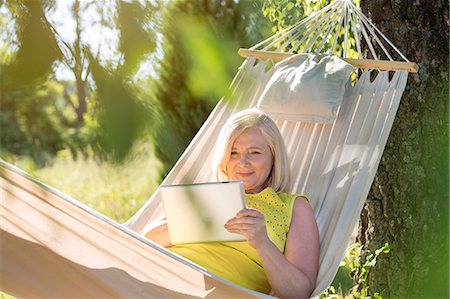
144,221 -> 173,248
225,197 -> 320,299
261,197 -> 319,298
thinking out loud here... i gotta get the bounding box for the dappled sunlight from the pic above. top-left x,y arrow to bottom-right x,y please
34,139 -> 161,223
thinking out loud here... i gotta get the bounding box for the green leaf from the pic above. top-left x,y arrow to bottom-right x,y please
118,1 -> 156,75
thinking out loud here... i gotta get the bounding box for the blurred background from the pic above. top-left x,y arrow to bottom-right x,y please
0,0 -> 329,222
0,0 -> 277,222
1,1 -> 448,298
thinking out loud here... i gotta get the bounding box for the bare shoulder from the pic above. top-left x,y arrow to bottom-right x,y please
295,195 -> 310,204
284,195 -> 320,285
289,197 -> 318,242
285,195 -> 319,253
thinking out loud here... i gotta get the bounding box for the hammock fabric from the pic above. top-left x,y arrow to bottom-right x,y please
0,162 -> 268,298
1,0 -> 413,297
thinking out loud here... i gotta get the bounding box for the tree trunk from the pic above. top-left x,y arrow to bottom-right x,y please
357,1 -> 449,298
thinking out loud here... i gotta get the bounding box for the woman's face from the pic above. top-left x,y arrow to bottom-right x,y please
225,127 -> 273,194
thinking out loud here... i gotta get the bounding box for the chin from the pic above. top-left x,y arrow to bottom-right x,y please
242,180 -> 253,188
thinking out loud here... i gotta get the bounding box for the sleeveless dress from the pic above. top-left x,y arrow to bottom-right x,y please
168,187 -> 306,293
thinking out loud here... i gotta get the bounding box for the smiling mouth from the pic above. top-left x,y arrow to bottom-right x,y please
237,172 -> 254,177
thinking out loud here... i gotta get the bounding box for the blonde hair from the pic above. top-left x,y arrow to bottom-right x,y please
212,108 -> 291,193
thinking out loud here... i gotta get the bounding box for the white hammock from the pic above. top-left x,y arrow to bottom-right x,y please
0,0 -> 416,298
125,0 -> 414,295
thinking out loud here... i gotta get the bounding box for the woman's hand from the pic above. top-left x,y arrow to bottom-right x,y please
224,208 -> 271,250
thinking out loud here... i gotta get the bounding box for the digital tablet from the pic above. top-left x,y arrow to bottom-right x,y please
160,181 -> 246,245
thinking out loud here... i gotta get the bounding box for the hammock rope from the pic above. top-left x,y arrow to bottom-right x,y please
249,0 -> 412,65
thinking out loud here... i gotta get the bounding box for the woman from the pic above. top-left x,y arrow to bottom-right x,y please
146,108 -> 320,299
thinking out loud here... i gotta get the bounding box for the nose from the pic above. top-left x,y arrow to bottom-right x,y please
239,153 -> 250,165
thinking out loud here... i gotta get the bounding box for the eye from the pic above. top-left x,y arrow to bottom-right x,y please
250,151 -> 261,155
230,151 -> 238,156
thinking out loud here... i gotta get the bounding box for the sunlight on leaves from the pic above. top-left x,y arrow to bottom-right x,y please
177,15 -> 241,105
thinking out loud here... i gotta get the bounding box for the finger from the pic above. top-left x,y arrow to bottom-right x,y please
224,225 -> 254,234
225,221 -> 255,229
236,208 -> 262,218
225,220 -> 267,235
225,216 -> 262,226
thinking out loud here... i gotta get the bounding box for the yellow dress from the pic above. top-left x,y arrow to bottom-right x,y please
169,187 -> 305,294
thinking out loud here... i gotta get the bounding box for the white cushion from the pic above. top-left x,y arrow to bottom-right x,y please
257,54 -> 354,123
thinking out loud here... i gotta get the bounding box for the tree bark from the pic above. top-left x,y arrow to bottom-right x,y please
357,1 -> 449,298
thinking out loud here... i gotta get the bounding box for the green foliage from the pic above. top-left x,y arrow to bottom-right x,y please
320,242 -> 392,299
332,243 -> 360,294
3,0 -> 62,88
0,0 -> 67,165
1,0 -> 272,171
0,80 -> 72,166
351,243 -> 391,298
87,51 -> 152,162
178,15 -> 241,103
261,0 -> 360,58
357,243 -> 391,286
151,0 -> 272,179
320,243 -> 359,299
262,0 -> 330,32
28,138 -> 160,223
117,1 -> 157,75
1,0 -> 159,165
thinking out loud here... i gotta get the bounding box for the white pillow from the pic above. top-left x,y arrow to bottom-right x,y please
257,53 -> 354,123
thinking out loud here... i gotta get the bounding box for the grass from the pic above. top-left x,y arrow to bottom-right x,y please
19,139 -> 161,223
